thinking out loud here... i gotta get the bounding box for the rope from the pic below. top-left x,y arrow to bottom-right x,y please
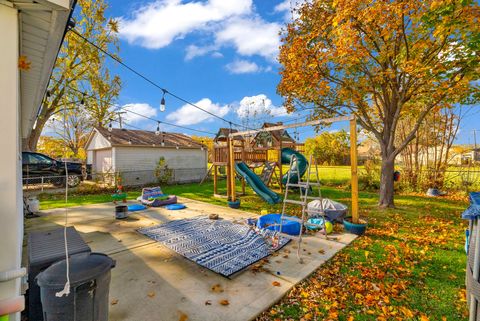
55,100 -> 71,297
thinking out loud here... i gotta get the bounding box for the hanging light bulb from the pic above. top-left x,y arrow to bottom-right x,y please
46,90 -> 51,102
160,89 -> 167,112
161,132 -> 165,146
155,121 -> 160,136
201,140 -> 204,151
176,144 -> 179,150
108,120 -> 113,132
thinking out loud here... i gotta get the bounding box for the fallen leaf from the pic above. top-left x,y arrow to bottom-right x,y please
111,299 -> 119,305
211,284 -> 224,293
205,300 -> 212,306
147,291 -> 155,298
219,299 -> 229,306
272,281 -> 281,287
178,311 -> 188,321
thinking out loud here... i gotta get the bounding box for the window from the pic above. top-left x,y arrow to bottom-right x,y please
29,154 -> 53,165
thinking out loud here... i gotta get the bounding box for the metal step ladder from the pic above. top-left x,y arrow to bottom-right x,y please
276,154 -> 327,263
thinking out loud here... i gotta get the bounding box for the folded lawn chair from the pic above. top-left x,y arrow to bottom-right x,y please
137,187 -> 177,207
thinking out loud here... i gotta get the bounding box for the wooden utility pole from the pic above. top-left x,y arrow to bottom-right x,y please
350,117 -> 359,224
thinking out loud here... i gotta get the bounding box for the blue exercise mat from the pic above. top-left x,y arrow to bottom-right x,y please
165,203 -> 186,210
138,216 -> 289,277
128,204 -> 147,211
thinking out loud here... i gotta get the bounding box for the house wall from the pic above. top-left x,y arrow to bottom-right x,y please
87,130 -> 111,150
0,4 -> 23,320
94,149 -> 113,173
114,146 -> 207,185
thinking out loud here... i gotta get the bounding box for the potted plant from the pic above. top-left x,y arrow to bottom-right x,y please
227,197 -> 241,209
343,210 -> 367,235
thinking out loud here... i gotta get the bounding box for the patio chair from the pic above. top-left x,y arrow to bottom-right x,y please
137,186 -> 177,207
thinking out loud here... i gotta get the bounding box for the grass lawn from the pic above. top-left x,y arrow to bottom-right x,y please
37,180 -> 469,320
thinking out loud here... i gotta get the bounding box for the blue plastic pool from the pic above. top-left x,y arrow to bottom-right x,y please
165,203 -> 186,210
127,204 -> 147,212
257,213 -> 301,235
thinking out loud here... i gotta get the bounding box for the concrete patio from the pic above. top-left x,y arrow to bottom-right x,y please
24,197 -> 357,321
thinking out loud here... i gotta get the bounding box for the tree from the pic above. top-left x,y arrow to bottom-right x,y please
24,0 -> 120,151
278,0 -> 479,207
191,136 -> 214,162
305,130 -> 350,165
397,106 -> 463,190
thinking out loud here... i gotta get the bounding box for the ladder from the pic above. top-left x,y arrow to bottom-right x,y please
277,154 -> 326,263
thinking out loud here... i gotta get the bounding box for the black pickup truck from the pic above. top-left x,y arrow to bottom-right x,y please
22,152 -> 85,187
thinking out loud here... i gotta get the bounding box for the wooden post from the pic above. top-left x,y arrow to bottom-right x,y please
229,137 -> 236,202
213,164 -> 218,195
278,140 -> 283,192
350,117 -> 359,224
226,140 -> 231,200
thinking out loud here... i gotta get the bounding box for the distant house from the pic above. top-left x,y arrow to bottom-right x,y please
251,122 -> 296,148
85,127 -> 207,185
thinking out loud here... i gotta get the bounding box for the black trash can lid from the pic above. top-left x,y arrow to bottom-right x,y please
37,252 -> 115,288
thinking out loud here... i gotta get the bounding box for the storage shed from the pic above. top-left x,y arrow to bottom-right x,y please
85,127 -> 207,185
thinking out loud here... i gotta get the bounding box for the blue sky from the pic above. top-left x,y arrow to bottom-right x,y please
50,0 -> 479,144
98,0 -> 335,140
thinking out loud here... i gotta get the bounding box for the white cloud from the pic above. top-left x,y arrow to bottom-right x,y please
122,103 -> 158,123
185,44 -> 217,60
118,0 -> 281,62
211,51 -> 224,58
274,0 -> 308,21
236,94 -> 289,118
226,59 -> 260,74
274,0 -> 291,13
166,98 -> 229,125
119,0 -> 252,49
215,17 -> 281,61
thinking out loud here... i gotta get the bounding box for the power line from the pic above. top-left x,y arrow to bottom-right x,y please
68,27 -> 250,130
120,107 -> 216,136
48,77 -> 216,136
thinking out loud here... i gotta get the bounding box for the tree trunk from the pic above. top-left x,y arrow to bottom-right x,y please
379,155 -> 395,208
23,123 -> 44,152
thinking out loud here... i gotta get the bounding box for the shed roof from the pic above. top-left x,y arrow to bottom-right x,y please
92,127 -> 204,149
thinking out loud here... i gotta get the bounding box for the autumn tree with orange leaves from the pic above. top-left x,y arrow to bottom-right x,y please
278,0 -> 479,207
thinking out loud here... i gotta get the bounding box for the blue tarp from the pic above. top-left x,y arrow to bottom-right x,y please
462,192 -> 480,220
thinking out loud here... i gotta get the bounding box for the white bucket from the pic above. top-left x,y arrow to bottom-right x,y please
27,197 -> 40,213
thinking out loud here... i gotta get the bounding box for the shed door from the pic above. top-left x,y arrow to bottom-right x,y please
95,149 -> 112,173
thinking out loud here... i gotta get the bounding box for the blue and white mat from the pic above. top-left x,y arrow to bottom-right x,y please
138,216 -> 289,277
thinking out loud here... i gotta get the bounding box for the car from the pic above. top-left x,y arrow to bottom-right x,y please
22,152 -> 84,187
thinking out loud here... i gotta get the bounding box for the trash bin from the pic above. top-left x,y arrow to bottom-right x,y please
36,252 -> 115,321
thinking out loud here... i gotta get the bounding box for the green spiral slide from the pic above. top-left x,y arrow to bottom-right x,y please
281,147 -> 308,185
234,162 -> 281,204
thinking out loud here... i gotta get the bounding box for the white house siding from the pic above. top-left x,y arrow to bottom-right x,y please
94,149 -> 113,173
0,5 -> 23,319
88,131 -> 111,150
114,146 -> 207,185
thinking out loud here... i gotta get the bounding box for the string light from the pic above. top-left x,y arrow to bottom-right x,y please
67,28 -> 254,130
176,144 -> 179,150
160,89 -> 166,112
108,120 -> 113,132
46,90 -> 51,102
155,121 -> 161,135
